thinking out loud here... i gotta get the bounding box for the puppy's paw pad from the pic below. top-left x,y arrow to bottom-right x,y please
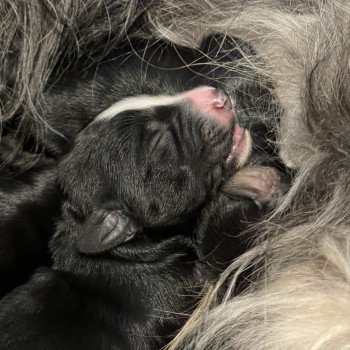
223,166 -> 283,207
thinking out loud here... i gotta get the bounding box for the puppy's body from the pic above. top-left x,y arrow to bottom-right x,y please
0,37 -> 284,349
0,144 -> 61,298
0,241 -> 198,349
0,194 -> 261,350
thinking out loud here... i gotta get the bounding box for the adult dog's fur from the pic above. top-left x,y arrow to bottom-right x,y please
1,0 -> 349,349
139,1 -> 350,350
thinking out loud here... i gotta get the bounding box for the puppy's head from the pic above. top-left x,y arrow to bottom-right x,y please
59,87 -> 252,253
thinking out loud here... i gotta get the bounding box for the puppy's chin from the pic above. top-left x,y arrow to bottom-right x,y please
226,128 -> 252,169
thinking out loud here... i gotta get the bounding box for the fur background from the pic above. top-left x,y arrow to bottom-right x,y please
1,1 -> 349,349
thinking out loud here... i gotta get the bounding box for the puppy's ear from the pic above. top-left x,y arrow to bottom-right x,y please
76,209 -> 140,254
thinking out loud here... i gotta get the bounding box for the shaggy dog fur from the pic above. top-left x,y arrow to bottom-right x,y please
0,0 -> 349,349
140,1 -> 350,349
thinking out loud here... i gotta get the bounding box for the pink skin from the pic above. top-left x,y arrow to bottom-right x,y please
223,166 -> 282,207
232,124 -> 245,150
184,86 -> 251,166
184,87 -> 235,128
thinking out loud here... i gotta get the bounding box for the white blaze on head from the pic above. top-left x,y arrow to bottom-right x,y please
93,93 -> 187,123
92,86 -> 235,125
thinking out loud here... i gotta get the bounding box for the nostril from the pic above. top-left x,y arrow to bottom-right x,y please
212,89 -> 232,110
184,87 -> 235,126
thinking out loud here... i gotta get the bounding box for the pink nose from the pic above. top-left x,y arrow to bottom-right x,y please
212,89 -> 233,110
185,87 -> 235,127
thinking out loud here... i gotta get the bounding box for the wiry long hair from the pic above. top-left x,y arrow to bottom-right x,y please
1,1 -> 350,349
141,1 -> 350,349
0,0 -> 154,157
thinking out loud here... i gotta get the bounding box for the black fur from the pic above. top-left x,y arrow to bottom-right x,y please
0,36 -> 285,349
0,139 -> 61,298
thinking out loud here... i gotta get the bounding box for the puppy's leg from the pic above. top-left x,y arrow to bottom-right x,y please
222,166 -> 283,208
196,166 -> 284,280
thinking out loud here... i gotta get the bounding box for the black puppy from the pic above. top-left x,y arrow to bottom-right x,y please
0,40 -> 283,350
0,36 -> 282,296
0,138 -> 61,298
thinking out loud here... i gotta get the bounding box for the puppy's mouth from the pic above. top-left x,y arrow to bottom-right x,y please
202,88 -> 251,168
226,124 -> 252,168
184,86 -> 252,168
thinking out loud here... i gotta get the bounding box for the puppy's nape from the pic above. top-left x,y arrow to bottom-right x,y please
76,208 -> 140,254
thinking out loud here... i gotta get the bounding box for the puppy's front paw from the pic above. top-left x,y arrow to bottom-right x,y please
222,166 -> 283,208
76,207 -> 140,254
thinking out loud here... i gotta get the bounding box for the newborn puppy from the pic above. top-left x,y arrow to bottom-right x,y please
0,84 -> 282,349
0,35 -> 278,300
0,37 -> 285,349
60,85 -> 253,255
